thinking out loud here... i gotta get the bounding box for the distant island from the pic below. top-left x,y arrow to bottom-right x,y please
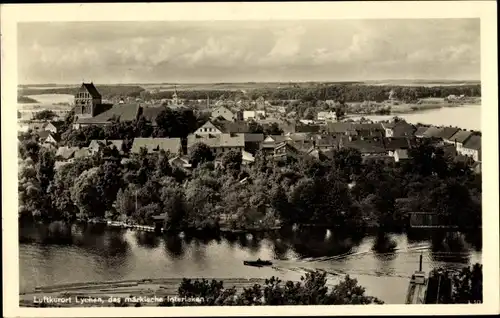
18,96 -> 39,104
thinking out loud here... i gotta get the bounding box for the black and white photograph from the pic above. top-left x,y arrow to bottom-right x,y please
2,1 -> 498,316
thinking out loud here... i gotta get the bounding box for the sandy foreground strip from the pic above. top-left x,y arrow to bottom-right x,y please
19,278 -> 269,307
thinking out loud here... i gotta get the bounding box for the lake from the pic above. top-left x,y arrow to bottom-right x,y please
348,104 -> 481,131
19,224 -> 482,304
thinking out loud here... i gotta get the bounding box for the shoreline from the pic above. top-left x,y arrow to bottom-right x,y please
346,100 -> 480,117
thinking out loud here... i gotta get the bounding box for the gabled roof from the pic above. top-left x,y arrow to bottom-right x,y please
383,137 -> 412,150
288,132 -> 312,142
36,130 -> 52,139
448,130 -> 474,144
422,126 -> 444,138
242,150 -> 255,162
198,121 -> 221,131
131,137 -> 182,154
81,83 -> 102,99
74,147 -> 91,158
391,122 -> 416,137
239,133 -> 264,142
219,121 -> 249,133
326,122 -> 354,134
394,149 -> 409,159
414,126 -> 429,137
341,136 -> 386,154
435,127 -> 460,140
76,103 -> 140,124
56,146 -> 79,160
141,105 -> 166,124
264,135 -> 289,143
45,121 -> 65,130
89,139 -> 124,151
463,134 -> 481,150
212,106 -> 233,114
187,133 -> 245,148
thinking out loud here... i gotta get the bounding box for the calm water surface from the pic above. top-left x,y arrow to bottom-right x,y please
19,224 -> 482,304
349,104 -> 481,131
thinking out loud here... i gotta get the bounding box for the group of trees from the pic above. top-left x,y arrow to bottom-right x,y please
248,84 -> 481,104
19,85 -> 146,99
158,271 -> 383,306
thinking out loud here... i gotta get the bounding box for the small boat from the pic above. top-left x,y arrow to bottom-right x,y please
243,258 -> 273,267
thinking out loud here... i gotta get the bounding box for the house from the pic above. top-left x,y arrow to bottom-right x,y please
435,127 -> 460,142
422,126 -> 444,139
130,138 -> 182,155
187,133 -> 245,157
460,134 -> 481,161
74,147 -> 91,159
55,146 -> 79,161
243,110 -> 266,121
414,126 -> 430,138
194,121 -> 223,135
238,133 -> 264,154
169,156 -> 192,170
242,150 -> 255,165
312,135 -> 340,151
393,149 -> 409,163
381,121 -> 416,138
274,142 -> 301,161
306,147 -> 330,161
295,124 -> 321,133
448,130 -> 474,153
340,136 -> 387,157
212,106 -> 237,122
39,130 -> 60,145
326,122 -> 355,135
255,96 -> 266,109
260,135 -> 292,155
383,137 -> 413,156
436,143 -> 457,159
88,140 -> 125,154
44,121 -> 65,134
317,111 -> 337,122
287,133 -> 314,151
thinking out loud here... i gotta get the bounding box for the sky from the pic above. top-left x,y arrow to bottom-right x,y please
18,19 -> 480,84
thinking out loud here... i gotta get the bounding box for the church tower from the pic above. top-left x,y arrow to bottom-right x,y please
74,82 -> 102,118
172,86 -> 179,105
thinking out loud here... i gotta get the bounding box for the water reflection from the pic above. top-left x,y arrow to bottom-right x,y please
430,232 -> 470,264
134,232 -> 160,249
164,235 -> 185,258
19,224 -> 482,304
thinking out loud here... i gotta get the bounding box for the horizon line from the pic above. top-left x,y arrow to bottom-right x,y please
19,78 -> 481,87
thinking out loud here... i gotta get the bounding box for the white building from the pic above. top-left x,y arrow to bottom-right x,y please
317,111 -> 337,122
243,110 -> 266,121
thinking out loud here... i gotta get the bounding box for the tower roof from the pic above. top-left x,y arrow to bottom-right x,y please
81,82 -> 102,99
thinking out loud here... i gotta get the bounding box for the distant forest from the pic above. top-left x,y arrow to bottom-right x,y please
19,84 -> 481,104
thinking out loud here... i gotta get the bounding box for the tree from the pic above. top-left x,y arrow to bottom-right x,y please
248,121 -> 264,134
160,178 -> 187,232
189,143 -> 214,168
221,150 -> 242,171
70,167 -> 105,220
263,122 -> 283,135
33,110 -> 57,121
18,158 -> 43,220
